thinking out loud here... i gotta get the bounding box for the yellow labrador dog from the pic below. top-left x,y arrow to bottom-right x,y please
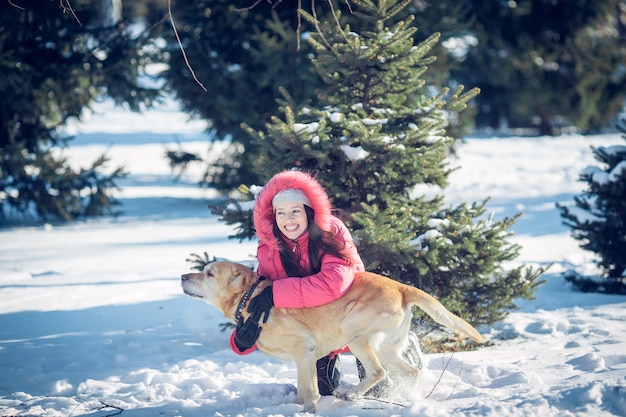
181,260 -> 485,412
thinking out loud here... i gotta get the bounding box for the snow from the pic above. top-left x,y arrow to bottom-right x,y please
582,160 -> 626,186
340,144 -> 370,161
1,101 -> 625,417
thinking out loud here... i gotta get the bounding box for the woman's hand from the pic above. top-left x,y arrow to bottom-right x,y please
233,316 -> 262,352
248,286 -> 274,323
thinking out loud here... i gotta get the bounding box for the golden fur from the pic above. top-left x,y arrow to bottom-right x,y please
181,260 -> 485,412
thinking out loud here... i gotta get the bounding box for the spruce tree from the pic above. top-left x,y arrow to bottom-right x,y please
557,120 -> 626,294
0,1 -> 159,222
216,0 -> 546,337
162,0 -> 322,191
163,1 -> 475,191
456,0 -> 626,133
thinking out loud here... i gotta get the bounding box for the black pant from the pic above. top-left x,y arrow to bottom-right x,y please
316,355 -> 340,395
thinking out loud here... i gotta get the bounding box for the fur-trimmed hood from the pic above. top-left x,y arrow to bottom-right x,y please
253,171 -> 332,250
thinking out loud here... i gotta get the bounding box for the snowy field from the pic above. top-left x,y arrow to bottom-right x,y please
1,101 -> 625,417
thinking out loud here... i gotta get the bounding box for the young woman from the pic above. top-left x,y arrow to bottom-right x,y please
229,170 -> 364,395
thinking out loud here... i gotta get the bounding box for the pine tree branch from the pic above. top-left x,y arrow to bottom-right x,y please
325,0 -> 355,52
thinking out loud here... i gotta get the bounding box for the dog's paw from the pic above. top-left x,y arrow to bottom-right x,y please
302,402 -> 317,413
334,388 -> 360,402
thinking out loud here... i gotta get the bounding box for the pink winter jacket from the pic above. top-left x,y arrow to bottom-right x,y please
258,217 -> 363,308
230,170 -> 364,355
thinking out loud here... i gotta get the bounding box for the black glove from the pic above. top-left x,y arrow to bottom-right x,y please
248,286 -> 274,323
233,316 -> 262,352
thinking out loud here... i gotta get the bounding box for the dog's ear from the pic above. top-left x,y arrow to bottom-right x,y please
229,263 -> 252,292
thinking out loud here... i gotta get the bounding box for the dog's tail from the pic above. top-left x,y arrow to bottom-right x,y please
404,287 -> 486,344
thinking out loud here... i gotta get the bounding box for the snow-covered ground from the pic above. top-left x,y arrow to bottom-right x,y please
1,101 -> 625,417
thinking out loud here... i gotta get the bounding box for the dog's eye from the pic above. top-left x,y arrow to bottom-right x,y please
206,269 -> 214,278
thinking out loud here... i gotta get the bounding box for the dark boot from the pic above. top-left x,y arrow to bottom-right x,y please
316,355 -> 341,396
404,331 -> 424,370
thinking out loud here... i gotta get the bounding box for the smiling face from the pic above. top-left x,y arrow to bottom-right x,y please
274,201 -> 309,240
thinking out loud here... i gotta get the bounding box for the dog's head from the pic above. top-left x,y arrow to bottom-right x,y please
181,260 -> 257,317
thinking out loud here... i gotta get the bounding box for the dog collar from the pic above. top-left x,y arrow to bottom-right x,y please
234,276 -> 266,322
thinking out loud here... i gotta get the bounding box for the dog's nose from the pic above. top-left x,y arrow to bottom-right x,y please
181,274 -> 190,281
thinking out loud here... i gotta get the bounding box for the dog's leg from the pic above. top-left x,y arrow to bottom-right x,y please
375,318 -> 421,395
398,356 -> 420,383
295,367 -> 305,405
293,345 -> 321,412
385,355 -> 420,397
338,337 -> 386,400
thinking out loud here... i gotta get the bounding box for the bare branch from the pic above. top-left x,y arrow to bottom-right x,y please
59,0 -> 82,26
9,0 -> 82,24
310,0 -> 334,51
8,0 -> 25,11
326,0 -> 354,52
96,399 -> 124,417
296,0 -> 302,50
445,359 -> 464,401
236,0 -> 268,12
424,349 -> 457,399
167,0 -> 208,92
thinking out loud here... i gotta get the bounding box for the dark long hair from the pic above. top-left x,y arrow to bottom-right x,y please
274,206 -> 352,277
